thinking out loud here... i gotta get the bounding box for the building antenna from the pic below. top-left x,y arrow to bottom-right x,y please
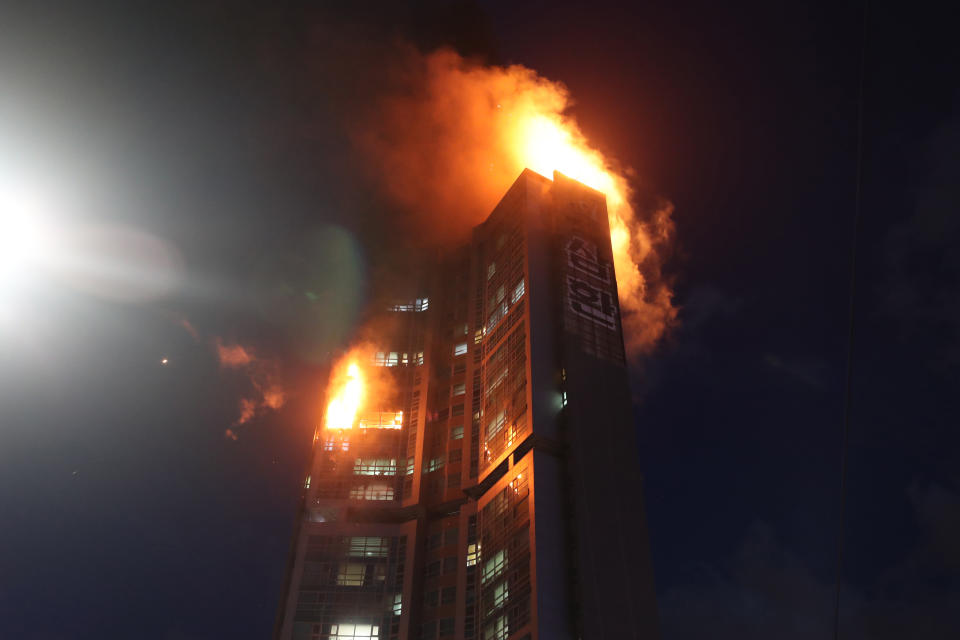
833,2 -> 870,639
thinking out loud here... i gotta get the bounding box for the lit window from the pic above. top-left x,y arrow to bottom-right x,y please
487,262 -> 496,280
561,391 -> 567,407
450,425 -> 464,440
349,483 -> 395,501
452,383 -> 466,396
487,366 -> 508,392
336,563 -> 367,586
330,623 -> 380,639
490,581 -> 509,611
482,615 -> 507,640
323,436 -> 350,452
414,351 -> 424,366
453,343 -> 467,356
389,297 -> 428,312
304,475 -> 311,489
405,457 -> 415,475
466,543 -> 481,567
348,536 -> 389,558
486,411 -> 506,439
490,285 -> 505,307
474,329 -> 483,345
425,455 -> 445,473
485,301 -> 508,334
511,279 -> 525,304
481,549 -> 506,584
392,593 -> 402,616
353,458 -> 397,476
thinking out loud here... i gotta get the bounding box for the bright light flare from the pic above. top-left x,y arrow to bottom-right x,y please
325,362 -> 364,430
0,196 -> 59,286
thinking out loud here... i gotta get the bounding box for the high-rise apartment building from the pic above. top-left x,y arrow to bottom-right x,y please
273,170 -> 660,640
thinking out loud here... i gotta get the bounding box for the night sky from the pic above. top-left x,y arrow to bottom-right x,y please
2,2 -> 958,639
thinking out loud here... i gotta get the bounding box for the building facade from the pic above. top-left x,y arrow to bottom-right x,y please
273,170 -> 660,640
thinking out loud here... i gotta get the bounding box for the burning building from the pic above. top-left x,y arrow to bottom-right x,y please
273,170 -> 660,640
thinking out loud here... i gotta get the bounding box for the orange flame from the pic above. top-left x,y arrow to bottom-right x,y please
325,361 -> 364,430
358,50 -> 677,356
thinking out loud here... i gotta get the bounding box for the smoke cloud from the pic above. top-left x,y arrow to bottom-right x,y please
352,48 -> 676,355
213,337 -> 286,432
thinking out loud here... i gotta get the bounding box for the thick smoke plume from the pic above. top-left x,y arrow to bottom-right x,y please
354,49 -> 676,355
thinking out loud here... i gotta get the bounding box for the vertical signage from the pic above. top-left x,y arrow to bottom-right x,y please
565,236 -> 617,330
554,184 -> 625,365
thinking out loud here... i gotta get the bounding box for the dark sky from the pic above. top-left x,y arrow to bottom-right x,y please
1,2 -> 958,639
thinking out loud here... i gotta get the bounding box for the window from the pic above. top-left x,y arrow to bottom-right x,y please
442,556 -> 457,574
428,532 -> 443,550
466,543 -> 480,567
350,483 -> 395,501
482,616 -> 507,640
443,528 -> 459,546
447,474 -> 461,489
485,301 -> 507,334
406,457 -> 415,475
481,549 -> 506,584
336,563 -> 366,586
450,425 -> 464,440
424,590 -> 438,607
425,560 -> 441,578
453,361 -> 466,375
561,391 -> 568,407
330,623 -> 380,640
373,351 -> 410,367
486,411 -> 506,439
421,621 -> 437,640
453,343 -> 467,356
304,475 -> 311,489
448,448 -> 462,463
353,458 -> 397,476
415,351 -> 424,366
452,403 -> 464,417
511,279 -> 525,304
439,618 -> 455,636
441,586 -> 456,605
452,383 -> 466,396
487,262 -> 496,280
490,582 -> 509,611
488,366 -> 508,392
455,323 -> 468,336
392,593 -> 403,616
390,297 -> 428,312
426,455 -> 445,473
348,537 -> 389,558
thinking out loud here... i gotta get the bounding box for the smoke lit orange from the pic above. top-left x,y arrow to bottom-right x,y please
359,49 -> 676,356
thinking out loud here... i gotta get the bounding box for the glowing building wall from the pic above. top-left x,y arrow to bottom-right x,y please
274,170 -> 660,640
